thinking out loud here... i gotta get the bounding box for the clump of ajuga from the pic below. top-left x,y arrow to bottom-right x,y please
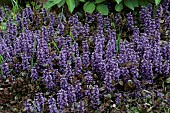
0,0 -> 170,112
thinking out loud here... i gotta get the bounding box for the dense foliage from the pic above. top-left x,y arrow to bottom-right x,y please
0,0 -> 165,15
43,0 -> 164,14
0,0 -> 170,112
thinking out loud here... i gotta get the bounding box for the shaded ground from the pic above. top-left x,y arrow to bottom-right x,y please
0,75 -> 170,113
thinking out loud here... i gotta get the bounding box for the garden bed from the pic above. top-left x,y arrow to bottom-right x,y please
0,0 -> 170,112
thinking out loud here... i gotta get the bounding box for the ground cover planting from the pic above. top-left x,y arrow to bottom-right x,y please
0,0 -> 170,112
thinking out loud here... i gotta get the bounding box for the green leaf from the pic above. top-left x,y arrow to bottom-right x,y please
118,79 -> 124,86
124,0 -> 134,10
11,0 -> 19,14
43,1 -> 55,9
155,0 -> 161,5
128,80 -> 134,88
166,77 -> 170,83
116,33 -> 121,53
115,0 -> 122,4
95,0 -> 105,4
57,0 -> 65,8
80,0 -> 85,2
104,94 -> 112,98
83,2 -> 95,13
139,0 -> 149,7
115,3 -> 123,12
66,0 -> 76,13
75,0 -> 80,7
96,4 -> 109,15
0,55 -> 3,64
44,0 -> 62,9
95,110 -> 101,113
142,90 -> 152,94
52,40 -> 60,53
131,0 -> 138,7
53,0 -> 62,3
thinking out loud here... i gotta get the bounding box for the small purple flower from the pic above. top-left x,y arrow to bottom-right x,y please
42,69 -> 56,90
82,51 -> 90,68
115,93 -> 122,104
30,67 -> 38,81
76,101 -> 85,113
84,71 -> 93,84
104,72 -> 113,91
91,85 -> 100,106
67,85 -> 77,104
60,75 -> 69,90
65,62 -> 73,79
49,13 -> 56,26
1,62 -> 10,78
24,99 -> 34,113
33,92 -> 45,112
126,12 -> 134,30
48,96 -> 59,113
57,22 -> 65,35
82,40 -> 89,52
74,57 -> 82,75
57,89 -> 68,109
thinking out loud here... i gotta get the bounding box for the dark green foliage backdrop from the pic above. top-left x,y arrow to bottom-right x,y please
0,0 -> 163,15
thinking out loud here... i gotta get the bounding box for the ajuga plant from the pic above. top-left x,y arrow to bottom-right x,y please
0,0 -> 170,112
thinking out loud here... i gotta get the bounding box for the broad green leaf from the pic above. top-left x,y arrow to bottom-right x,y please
66,0 -> 76,13
0,22 -> 7,31
139,0 -> 149,7
166,77 -> 170,83
75,0 -> 80,7
96,4 -> 109,15
44,0 -> 62,9
115,3 -> 123,12
124,0 -> 134,10
147,0 -> 155,4
83,2 -> 95,13
53,0 -> 62,3
80,0 -> 85,2
131,0 -> 138,7
43,1 -> 56,9
57,0 -> 65,8
95,0 -> 105,4
115,0 -> 122,4
155,0 -> 161,5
